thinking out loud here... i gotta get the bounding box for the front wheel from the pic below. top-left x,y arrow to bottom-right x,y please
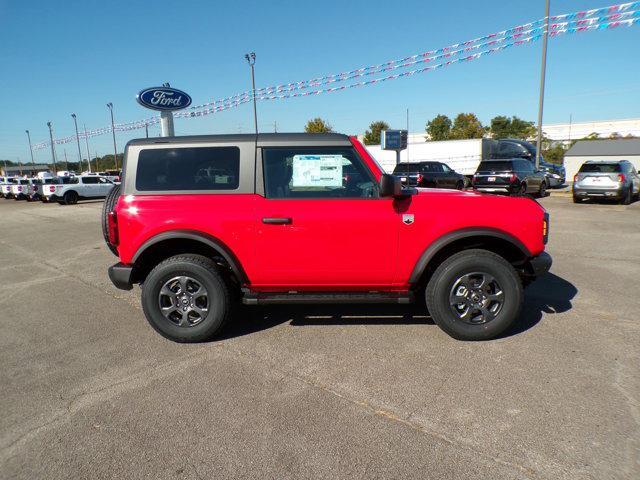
425,249 -> 523,341
141,254 -> 233,343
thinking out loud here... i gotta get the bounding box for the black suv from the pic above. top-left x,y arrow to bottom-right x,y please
472,159 -> 548,197
393,161 -> 466,189
493,139 -> 565,187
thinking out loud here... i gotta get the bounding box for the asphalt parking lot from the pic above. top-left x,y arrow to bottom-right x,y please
0,196 -> 638,479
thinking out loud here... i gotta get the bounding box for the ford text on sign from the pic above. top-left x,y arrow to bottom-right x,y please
137,87 -> 192,111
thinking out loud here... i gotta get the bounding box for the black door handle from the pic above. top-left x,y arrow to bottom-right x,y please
262,217 -> 292,225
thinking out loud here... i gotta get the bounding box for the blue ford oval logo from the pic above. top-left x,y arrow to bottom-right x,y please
136,87 -> 192,111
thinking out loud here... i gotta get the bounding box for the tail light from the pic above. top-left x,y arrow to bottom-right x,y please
573,174 -> 578,183
509,173 -> 517,183
107,211 -> 119,246
417,174 -> 423,184
617,174 -> 626,183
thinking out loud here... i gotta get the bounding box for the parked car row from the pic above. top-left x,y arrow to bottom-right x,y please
392,157 -> 638,204
0,172 -> 119,205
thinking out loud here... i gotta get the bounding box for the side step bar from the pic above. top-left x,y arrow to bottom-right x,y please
242,291 -> 414,306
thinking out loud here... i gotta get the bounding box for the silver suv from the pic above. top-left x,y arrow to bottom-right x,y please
573,160 -> 639,205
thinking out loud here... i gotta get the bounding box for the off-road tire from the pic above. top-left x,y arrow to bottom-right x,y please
141,254 -> 233,343
102,184 -> 121,256
425,249 -> 523,341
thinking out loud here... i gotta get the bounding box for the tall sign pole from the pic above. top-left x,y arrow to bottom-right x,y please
71,114 -> 83,172
46,122 -> 58,174
25,130 -> 36,167
535,0 -> 551,169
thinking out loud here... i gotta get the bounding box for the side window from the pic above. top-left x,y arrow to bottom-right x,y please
136,147 -> 240,191
82,176 -> 99,184
98,177 -> 112,184
263,147 -> 377,199
441,164 -> 451,173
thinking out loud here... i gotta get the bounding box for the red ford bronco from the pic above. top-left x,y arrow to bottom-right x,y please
104,133 -> 551,342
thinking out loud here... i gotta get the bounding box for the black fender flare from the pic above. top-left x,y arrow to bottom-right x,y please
132,230 -> 249,284
408,228 -> 532,284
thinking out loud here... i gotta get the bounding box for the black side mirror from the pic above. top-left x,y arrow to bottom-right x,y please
379,174 -> 401,197
379,174 -> 416,198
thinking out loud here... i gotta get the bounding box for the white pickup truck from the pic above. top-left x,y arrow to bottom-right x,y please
1,177 -> 18,198
42,175 -> 116,205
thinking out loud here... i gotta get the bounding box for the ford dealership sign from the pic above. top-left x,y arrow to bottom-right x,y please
136,87 -> 192,111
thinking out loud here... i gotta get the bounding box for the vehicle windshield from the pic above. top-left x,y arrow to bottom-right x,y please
579,163 -> 621,173
477,161 -> 513,172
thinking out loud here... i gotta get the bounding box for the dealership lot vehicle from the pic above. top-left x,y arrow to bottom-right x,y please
43,175 -> 115,204
493,139 -> 566,187
10,178 -> 33,200
472,159 -> 548,197
106,133 -> 551,343
30,177 -> 56,201
573,160 -> 639,204
0,176 -> 17,198
393,161 -> 466,189
0,196 -> 638,480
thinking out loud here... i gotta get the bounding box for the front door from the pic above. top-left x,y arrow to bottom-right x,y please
253,146 -> 399,288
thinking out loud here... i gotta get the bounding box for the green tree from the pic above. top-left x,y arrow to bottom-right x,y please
541,143 -> 566,165
489,115 -> 536,139
363,121 -> 390,145
425,114 -> 452,141
304,118 -> 333,133
449,113 -> 485,139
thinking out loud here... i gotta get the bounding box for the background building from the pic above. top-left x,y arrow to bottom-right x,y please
1,164 -> 50,176
563,139 -> 640,180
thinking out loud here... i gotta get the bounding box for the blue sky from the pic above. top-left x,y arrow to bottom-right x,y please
0,0 -> 639,163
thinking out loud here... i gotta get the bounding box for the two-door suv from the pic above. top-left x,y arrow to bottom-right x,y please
105,133 -> 551,342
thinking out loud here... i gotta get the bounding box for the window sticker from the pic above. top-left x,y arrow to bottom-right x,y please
291,155 -> 344,188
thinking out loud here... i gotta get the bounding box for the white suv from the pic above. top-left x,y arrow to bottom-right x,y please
10,178 -> 34,200
43,175 -> 116,205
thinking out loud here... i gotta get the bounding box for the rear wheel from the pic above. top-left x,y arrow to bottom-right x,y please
573,195 -> 581,204
621,188 -> 632,205
538,182 -> 547,198
102,184 -> 121,256
141,254 -> 233,343
62,191 -> 78,205
456,181 -> 464,190
425,249 -> 523,341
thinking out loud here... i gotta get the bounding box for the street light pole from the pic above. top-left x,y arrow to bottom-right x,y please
83,124 -> 92,173
46,121 -> 58,174
25,130 -> 35,167
71,114 -> 84,173
244,52 -> 258,135
107,102 -> 118,170
535,0 -> 551,170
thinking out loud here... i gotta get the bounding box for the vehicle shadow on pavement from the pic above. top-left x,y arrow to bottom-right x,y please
501,272 -> 578,338
221,272 -> 576,340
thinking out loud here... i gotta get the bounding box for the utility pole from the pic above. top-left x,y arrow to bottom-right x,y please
25,130 -> 35,167
145,122 -> 149,138
244,52 -> 258,135
83,124 -> 92,173
71,113 -> 84,173
63,149 -> 69,171
535,0 -> 551,169
273,121 -> 277,133
46,121 -> 58,174
107,102 -> 118,170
